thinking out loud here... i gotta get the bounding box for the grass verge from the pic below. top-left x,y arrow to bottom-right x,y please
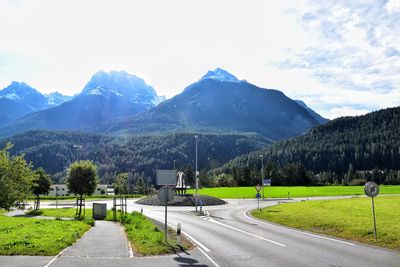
27,194 -> 142,201
120,211 -> 191,256
29,207 -> 94,219
188,185 -> 400,198
252,196 -> 400,250
0,216 -> 90,255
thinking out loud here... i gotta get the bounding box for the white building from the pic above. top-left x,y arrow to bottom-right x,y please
48,184 -> 114,196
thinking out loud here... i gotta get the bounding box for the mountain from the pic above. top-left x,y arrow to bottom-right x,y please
218,107 -> 400,181
2,130 -> 272,184
0,71 -> 164,137
295,100 -> 329,124
0,82 -> 49,126
45,92 -> 73,107
98,68 -> 325,141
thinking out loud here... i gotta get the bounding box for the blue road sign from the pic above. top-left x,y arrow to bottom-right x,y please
256,193 -> 261,199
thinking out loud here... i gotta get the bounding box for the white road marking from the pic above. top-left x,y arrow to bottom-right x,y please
43,224 -> 94,267
128,240 -> 134,258
198,247 -> 221,267
243,211 -> 355,246
208,217 -> 286,247
167,223 -> 211,252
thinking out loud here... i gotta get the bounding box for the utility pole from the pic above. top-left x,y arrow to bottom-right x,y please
195,135 -> 199,212
260,155 -> 264,199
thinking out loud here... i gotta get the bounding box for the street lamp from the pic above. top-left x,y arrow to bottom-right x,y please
195,135 -> 199,212
260,155 -> 264,199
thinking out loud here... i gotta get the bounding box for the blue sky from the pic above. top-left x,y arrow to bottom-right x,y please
0,0 -> 399,119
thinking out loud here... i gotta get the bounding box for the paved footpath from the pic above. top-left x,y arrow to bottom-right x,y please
0,219 -> 213,267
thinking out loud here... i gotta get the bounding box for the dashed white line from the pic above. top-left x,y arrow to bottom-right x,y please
208,217 -> 286,247
243,211 -> 355,246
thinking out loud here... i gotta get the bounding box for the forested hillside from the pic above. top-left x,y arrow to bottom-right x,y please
217,107 -> 400,185
2,130 -> 271,184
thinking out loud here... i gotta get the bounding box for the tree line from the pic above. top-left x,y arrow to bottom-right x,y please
215,107 -> 400,185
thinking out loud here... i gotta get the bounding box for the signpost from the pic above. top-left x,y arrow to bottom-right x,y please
158,186 -> 175,241
255,184 -> 262,211
364,181 -> 379,241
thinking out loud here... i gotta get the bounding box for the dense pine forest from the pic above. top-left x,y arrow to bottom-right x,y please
2,130 -> 271,184
217,107 -> 400,185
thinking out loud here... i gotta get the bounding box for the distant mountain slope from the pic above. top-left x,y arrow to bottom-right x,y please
0,82 -> 49,126
2,130 -> 272,183
45,92 -> 72,107
99,69 -> 324,141
219,107 -> 400,175
0,71 -> 164,138
295,100 -> 329,124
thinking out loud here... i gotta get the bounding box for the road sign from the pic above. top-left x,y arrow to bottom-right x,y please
156,170 -> 177,186
263,179 -> 271,186
255,193 -> 261,199
364,181 -> 379,241
255,184 -> 262,192
158,186 -> 175,204
364,181 -> 379,197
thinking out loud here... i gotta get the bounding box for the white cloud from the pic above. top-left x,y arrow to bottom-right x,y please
0,0 -> 398,119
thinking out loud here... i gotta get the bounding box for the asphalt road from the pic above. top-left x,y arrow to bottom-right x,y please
2,197 -> 400,267
133,198 -> 400,267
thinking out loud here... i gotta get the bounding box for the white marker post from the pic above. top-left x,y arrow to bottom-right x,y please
177,223 -> 181,245
255,184 -> 262,212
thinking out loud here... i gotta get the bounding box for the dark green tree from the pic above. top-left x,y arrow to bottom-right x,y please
67,160 -> 98,217
0,143 -> 35,210
113,172 -> 128,195
32,168 -> 52,210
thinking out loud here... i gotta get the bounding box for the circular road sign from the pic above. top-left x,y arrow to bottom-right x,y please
158,186 -> 176,204
364,181 -> 379,198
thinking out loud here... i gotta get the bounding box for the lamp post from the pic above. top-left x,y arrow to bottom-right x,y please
195,135 -> 198,212
260,155 -> 264,199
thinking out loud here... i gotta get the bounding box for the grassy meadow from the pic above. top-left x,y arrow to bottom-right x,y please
188,185 -> 400,199
252,196 -> 400,250
0,215 -> 90,255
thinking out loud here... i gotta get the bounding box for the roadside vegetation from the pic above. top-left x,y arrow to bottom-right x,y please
30,208 -> 191,255
189,185 -> 400,198
252,196 -> 400,250
120,211 -> 191,255
0,215 -> 90,255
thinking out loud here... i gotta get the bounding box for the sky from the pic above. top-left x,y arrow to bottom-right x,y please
0,0 -> 399,119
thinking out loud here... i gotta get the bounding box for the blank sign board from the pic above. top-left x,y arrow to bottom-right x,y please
156,170 -> 177,186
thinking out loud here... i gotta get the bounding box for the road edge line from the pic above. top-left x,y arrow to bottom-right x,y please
198,247 -> 221,267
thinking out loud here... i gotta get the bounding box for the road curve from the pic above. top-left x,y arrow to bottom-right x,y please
139,198 -> 400,267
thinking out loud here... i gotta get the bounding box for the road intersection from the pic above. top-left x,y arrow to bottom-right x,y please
1,197 -> 399,267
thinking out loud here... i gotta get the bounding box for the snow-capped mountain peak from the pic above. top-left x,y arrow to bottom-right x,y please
201,68 -> 240,82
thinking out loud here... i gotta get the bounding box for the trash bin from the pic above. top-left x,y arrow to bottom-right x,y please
92,203 -> 107,220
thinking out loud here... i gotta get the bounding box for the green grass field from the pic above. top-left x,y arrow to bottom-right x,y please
0,216 -> 90,255
252,196 -> 400,250
30,207 -> 95,219
188,185 -> 400,198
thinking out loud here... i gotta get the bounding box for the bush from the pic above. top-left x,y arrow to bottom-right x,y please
349,179 -> 367,186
